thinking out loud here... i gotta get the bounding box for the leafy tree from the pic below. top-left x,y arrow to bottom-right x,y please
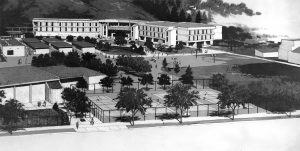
211,73 -> 228,91
96,41 -> 104,50
84,36 -> 91,42
66,35 -> 74,42
162,58 -> 168,69
186,14 -> 192,22
52,103 -> 59,112
51,51 -> 65,64
167,46 -> 173,52
0,99 -> 25,134
202,11 -> 208,23
121,76 -> 134,88
178,9 -> 186,22
114,36 -> 127,46
0,90 -> 5,103
88,58 -> 102,71
174,61 -> 180,74
55,35 -> 62,40
31,54 -> 56,67
64,51 -> 81,67
179,65 -> 194,85
158,74 -> 171,89
89,38 -> 97,44
157,45 -> 166,52
81,52 -> 96,67
77,36 -> 83,41
103,42 -> 111,51
195,11 -> 202,23
170,6 -> 179,22
175,41 -> 184,50
116,56 -> 151,73
100,59 -> 119,77
217,84 -> 250,120
61,88 -> 90,117
76,78 -> 88,90
144,39 -> 154,51
139,73 -> 154,90
115,88 -> 152,125
164,83 -> 199,123
99,76 -> 114,92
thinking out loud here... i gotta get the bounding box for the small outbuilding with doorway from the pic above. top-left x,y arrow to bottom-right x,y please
26,42 -> 50,55
51,42 -> 73,54
72,41 -> 95,54
0,39 -> 26,57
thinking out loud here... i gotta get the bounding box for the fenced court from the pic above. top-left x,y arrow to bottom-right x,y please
88,89 -> 268,123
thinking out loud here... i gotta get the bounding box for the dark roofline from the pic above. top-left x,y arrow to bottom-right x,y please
0,79 -> 59,88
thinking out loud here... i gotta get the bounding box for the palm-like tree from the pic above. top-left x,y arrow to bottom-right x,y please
164,83 -> 199,123
115,88 -> 152,125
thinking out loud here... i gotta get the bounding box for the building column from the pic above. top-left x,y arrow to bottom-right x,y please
29,84 -> 32,103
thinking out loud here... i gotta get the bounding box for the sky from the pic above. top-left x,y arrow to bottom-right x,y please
214,0 -> 300,39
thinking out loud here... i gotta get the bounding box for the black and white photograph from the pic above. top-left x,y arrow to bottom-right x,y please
0,0 -> 300,151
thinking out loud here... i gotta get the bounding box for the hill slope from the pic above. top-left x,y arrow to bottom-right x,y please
0,0 -> 156,34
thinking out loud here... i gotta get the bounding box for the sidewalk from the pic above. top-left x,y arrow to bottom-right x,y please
1,111 -> 300,136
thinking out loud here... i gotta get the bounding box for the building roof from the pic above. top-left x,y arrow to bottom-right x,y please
256,47 -> 279,53
26,42 -> 49,49
72,41 -> 94,48
39,66 -> 104,79
292,47 -> 300,53
51,42 -> 72,49
0,39 -> 23,46
47,81 -> 62,89
33,18 -> 96,21
22,38 -> 41,43
43,38 -> 62,43
146,21 -> 215,28
0,66 -> 59,87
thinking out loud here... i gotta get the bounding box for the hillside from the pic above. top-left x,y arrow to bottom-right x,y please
0,0 -> 156,35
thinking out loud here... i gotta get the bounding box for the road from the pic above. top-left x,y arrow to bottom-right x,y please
0,118 -> 299,151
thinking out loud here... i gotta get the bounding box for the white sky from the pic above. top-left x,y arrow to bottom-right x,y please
214,0 -> 300,38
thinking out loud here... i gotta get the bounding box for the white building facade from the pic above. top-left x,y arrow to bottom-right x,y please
0,39 -> 26,57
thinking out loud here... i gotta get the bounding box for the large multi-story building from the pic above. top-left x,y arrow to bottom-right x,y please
32,18 -> 222,47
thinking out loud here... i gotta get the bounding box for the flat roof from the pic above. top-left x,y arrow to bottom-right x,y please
39,66 -> 105,79
43,38 -> 62,43
72,41 -> 94,48
0,39 -> 23,46
0,66 -> 59,87
146,21 -> 215,28
22,38 -> 41,43
51,42 -> 72,48
26,42 -> 49,49
33,18 -> 95,21
256,46 -> 279,53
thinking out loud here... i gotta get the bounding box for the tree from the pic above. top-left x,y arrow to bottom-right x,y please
115,88 -> 152,125
0,90 -> 5,103
178,9 -> 186,22
84,36 -> 91,42
202,11 -> 208,24
114,36 -> 127,46
61,88 -> 90,117
0,99 -> 25,134
186,14 -> 192,22
170,6 -> 179,22
96,41 -> 104,50
139,73 -> 154,90
51,51 -> 65,64
64,51 -> 81,67
175,41 -> 184,50
195,11 -> 202,23
217,84 -> 250,120
211,73 -> 228,91
77,36 -> 83,41
120,76 -> 134,88
55,35 -> 62,40
66,35 -> 74,42
179,65 -> 194,85
81,52 -> 96,67
164,83 -> 199,123
158,74 -> 171,89
162,58 -> 168,69
144,39 -> 154,51
76,78 -> 88,90
100,59 -> 119,77
174,61 -> 180,74
103,42 -> 111,51
99,76 -> 114,92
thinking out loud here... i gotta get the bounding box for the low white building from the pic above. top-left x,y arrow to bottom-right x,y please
26,42 -> 50,55
72,41 -> 95,54
278,39 -> 300,61
51,42 -> 73,54
255,47 -> 279,58
287,47 -> 300,64
0,39 -> 26,57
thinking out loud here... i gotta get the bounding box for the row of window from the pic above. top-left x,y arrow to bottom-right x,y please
37,27 -> 98,32
188,29 -> 213,35
140,31 -> 166,39
188,35 -> 213,41
36,22 -> 99,27
139,26 -> 164,32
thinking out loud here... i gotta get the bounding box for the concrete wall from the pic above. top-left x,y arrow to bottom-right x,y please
132,26 -> 139,40
82,47 -> 96,54
58,48 -> 73,54
35,48 -> 50,55
288,52 -> 300,64
48,89 -> 64,104
32,84 -> 45,102
167,29 -> 177,46
15,86 -> 30,103
1,46 -> 25,57
255,50 -> 279,58
278,40 -> 295,60
0,88 -> 14,101
214,25 -> 223,40
84,75 -> 106,90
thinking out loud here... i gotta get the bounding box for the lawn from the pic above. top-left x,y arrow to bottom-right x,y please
101,46 -> 145,56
